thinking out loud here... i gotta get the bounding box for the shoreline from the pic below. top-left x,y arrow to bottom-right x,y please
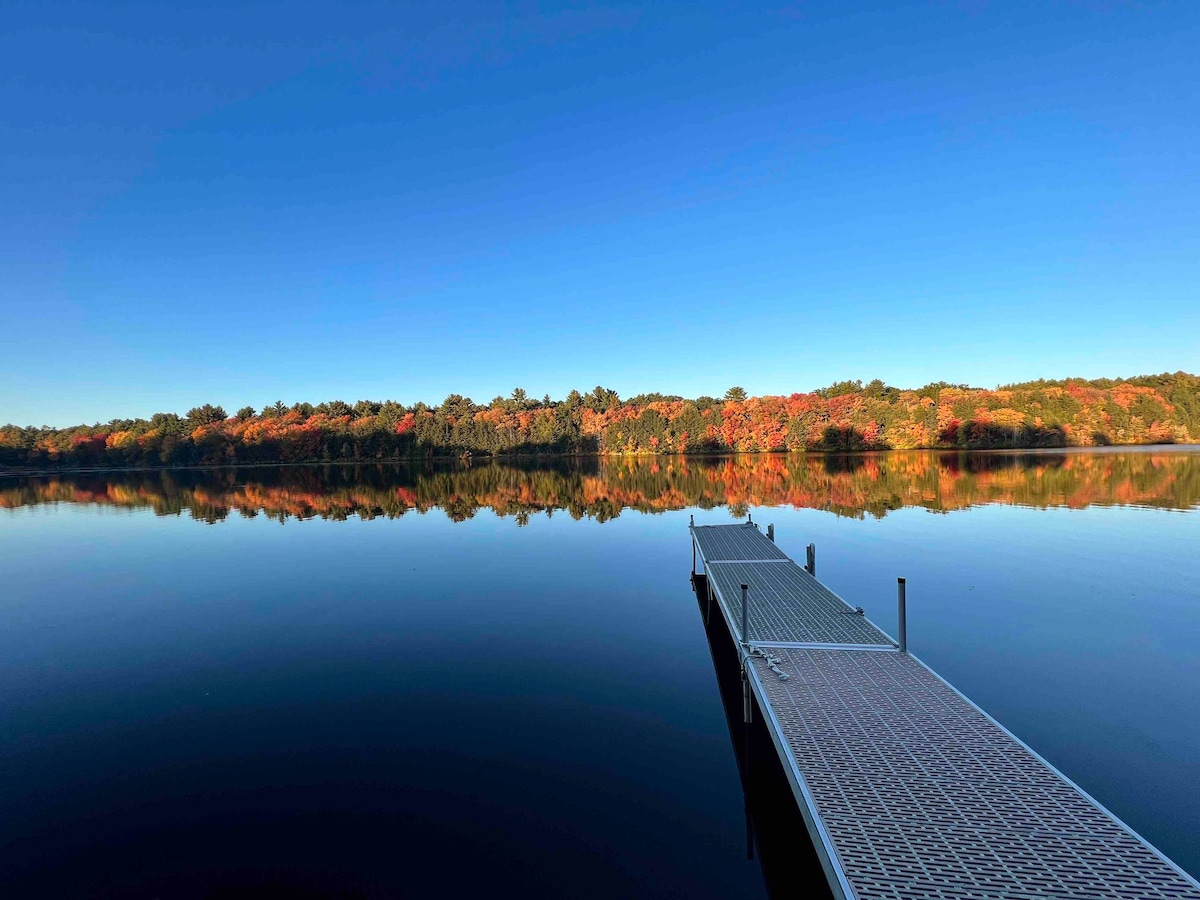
3,442 -> 1198,479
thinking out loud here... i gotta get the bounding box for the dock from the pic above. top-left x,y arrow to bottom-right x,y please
689,520 -> 1200,900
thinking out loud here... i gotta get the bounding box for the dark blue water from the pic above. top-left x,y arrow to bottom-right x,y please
2,450 -> 1198,896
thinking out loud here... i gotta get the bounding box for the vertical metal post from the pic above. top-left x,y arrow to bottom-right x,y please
806,543 -> 816,576
767,523 -> 774,542
740,585 -> 753,725
741,583 -> 750,648
692,538 -> 696,576
897,577 -> 907,653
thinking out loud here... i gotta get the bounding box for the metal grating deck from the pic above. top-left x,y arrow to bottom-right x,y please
750,649 -> 1200,899
689,522 -> 1200,900
691,523 -> 789,562
707,561 -> 893,646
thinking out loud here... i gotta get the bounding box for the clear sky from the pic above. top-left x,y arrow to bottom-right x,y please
3,1 -> 1198,427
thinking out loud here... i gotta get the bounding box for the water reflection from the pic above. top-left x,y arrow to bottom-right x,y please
3,448 -> 1199,523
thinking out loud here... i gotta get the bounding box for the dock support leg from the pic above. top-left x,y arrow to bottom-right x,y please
689,515 -> 697,576
740,583 -> 750,648
897,577 -> 907,652
767,523 -> 774,542
806,543 -> 816,576
739,585 -> 754,721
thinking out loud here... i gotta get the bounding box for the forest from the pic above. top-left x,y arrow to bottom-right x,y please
2,372 -> 1198,471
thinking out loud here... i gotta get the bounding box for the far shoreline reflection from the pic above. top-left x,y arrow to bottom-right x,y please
4,448 -> 1199,524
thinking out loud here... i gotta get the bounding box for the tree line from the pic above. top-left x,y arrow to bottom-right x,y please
2,373 -> 1198,471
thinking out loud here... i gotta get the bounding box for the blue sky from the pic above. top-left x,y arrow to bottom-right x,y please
3,1 -> 1198,426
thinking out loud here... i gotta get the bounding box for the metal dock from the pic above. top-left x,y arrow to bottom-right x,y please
689,521 -> 1200,900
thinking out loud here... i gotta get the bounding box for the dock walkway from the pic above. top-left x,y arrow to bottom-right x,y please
690,521 -> 1200,900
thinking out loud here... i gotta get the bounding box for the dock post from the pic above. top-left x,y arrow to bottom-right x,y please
741,581 -> 753,724
741,583 -> 750,649
767,523 -> 774,542
897,578 -> 907,652
806,543 -> 816,576
692,538 -> 696,576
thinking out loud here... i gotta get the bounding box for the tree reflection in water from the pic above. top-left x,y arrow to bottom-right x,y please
3,449 -> 1199,525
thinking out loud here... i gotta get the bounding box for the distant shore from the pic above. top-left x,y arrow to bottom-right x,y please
5,374 -> 1197,473
4,442 -> 1198,479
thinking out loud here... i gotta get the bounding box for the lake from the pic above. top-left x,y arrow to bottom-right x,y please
2,448 -> 1198,897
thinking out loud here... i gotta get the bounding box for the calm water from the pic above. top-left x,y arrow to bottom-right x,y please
2,449 -> 1199,897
